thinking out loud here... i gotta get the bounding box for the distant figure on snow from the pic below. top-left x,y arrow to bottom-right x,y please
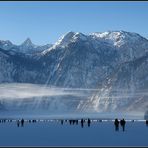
88,118 -> 91,127
21,118 -> 24,127
146,120 -> 148,126
61,119 -> 64,125
81,119 -> 84,128
76,120 -> 78,125
114,118 -> 119,131
17,120 -> 20,127
32,119 -> 36,123
120,119 -> 126,131
99,119 -> 102,122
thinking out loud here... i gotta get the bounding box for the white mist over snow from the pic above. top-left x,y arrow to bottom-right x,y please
0,83 -> 147,119
0,83 -> 95,113
1,83 -> 147,100
0,83 -> 86,99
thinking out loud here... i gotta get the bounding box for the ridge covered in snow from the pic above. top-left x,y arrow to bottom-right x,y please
90,30 -> 147,47
43,30 -> 148,56
42,31 -> 88,55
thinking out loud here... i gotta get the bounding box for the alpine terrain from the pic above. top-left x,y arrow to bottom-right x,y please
0,30 -> 148,117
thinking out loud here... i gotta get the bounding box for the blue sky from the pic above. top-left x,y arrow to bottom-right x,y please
0,1 -> 148,45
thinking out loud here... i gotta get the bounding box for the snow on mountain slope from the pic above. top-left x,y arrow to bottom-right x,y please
41,31 -> 120,88
43,30 -> 148,63
90,31 -> 148,62
53,31 -> 88,48
90,30 -> 146,47
1,30 -> 148,88
41,30 -> 148,88
0,30 -> 148,114
42,32 -> 88,55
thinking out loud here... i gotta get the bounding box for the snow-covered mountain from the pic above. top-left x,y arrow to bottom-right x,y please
0,30 -> 148,114
41,31 -> 148,88
90,30 -> 148,62
0,38 -> 52,54
18,38 -> 52,54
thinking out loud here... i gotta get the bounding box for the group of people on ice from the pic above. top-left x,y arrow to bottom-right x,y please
114,118 -> 126,131
60,118 -> 91,128
0,117 -> 146,130
17,119 -> 37,127
17,119 -> 25,127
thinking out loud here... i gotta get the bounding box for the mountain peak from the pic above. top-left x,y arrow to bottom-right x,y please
52,31 -> 87,48
22,38 -> 34,47
64,31 -> 86,38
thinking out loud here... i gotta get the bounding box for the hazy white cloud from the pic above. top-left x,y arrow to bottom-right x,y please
0,83 -> 87,100
0,83 -> 147,101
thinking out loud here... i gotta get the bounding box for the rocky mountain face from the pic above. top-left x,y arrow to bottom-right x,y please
0,30 -> 148,114
78,53 -> 148,113
0,48 -> 47,83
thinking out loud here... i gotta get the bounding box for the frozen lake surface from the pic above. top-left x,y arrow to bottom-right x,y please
0,119 -> 148,146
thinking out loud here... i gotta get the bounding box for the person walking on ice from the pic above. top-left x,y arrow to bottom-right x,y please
120,118 -> 126,131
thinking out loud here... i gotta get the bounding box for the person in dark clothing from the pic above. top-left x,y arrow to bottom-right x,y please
81,119 -> 84,128
17,120 -> 20,127
114,118 -> 119,131
88,118 -> 91,127
120,119 -> 126,131
21,118 -> 24,127
146,120 -> 148,126
61,119 -> 64,125
76,120 -> 78,125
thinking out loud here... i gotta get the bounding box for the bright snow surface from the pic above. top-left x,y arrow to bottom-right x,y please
0,120 -> 148,146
